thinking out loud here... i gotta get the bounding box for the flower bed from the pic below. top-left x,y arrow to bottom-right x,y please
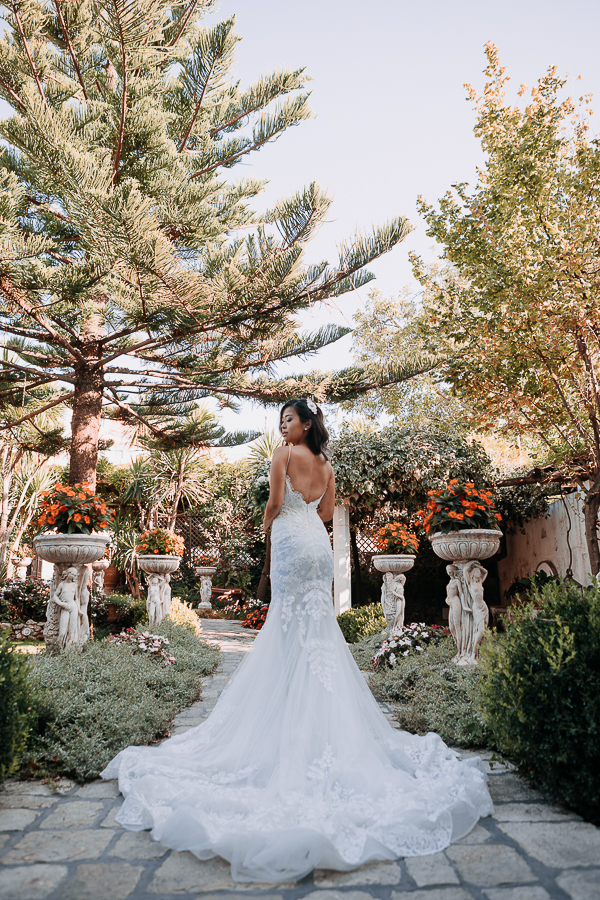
242,600 -> 269,630
372,622 -> 450,668
108,629 -> 175,666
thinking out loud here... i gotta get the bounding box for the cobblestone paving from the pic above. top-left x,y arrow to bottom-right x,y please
1,620 -> 599,900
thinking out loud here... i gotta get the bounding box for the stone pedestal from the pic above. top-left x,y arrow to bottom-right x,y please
372,555 -> 416,631
33,533 -> 110,652
430,529 -> 501,666
194,566 -> 217,610
137,555 -> 181,626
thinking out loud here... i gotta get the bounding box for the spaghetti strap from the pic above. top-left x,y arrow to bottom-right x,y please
285,444 -> 292,473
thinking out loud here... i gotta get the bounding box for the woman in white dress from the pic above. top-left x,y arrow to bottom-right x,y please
102,399 -> 493,883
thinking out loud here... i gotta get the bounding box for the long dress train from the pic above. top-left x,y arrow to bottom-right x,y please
101,475 -> 493,883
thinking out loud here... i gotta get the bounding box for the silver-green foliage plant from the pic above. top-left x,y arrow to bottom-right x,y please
479,580 -> 600,823
357,635 -> 488,747
0,630 -> 37,782
26,618 -> 219,780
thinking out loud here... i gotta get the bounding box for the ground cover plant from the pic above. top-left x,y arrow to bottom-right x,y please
480,579 -> 600,823
352,631 -> 487,747
0,631 -> 37,782
24,609 -> 219,781
372,623 -> 449,667
337,604 -> 386,643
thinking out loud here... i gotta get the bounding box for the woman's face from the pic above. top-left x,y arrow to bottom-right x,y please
280,406 -> 310,445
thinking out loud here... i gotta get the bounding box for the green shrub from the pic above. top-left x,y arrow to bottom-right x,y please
479,580 -> 600,823
0,632 -> 37,782
0,579 -> 50,623
92,591 -> 147,633
25,619 -> 220,781
364,636 -> 487,747
337,604 -> 386,643
166,597 -> 202,635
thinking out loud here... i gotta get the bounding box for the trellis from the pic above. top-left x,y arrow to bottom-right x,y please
162,513 -> 258,570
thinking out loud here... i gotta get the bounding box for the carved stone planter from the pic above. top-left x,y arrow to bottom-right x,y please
33,532 -> 110,652
430,528 -> 501,667
137,555 -> 181,626
194,566 -> 217,610
372,555 -> 416,631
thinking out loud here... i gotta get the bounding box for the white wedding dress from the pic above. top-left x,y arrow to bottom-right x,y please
101,475 -> 493,882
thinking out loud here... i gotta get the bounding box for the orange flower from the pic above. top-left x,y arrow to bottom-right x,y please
73,513 -> 82,522
84,515 -> 91,524
99,522 -> 108,528
39,515 -> 47,524
48,516 -> 56,524
154,548 -> 159,553
60,505 -> 68,512
78,493 -> 86,501
448,479 -> 458,486
495,513 -> 502,521
66,490 -> 76,497
40,490 -> 49,497
456,513 -> 465,519
465,509 -> 475,517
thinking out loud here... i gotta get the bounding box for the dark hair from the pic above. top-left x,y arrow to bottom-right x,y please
279,399 -> 329,457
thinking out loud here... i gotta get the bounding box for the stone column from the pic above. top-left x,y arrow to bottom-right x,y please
333,503 -> 351,615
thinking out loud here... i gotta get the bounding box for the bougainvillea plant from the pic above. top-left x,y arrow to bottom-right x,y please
36,483 -> 114,535
374,523 -> 419,555
136,528 -> 185,556
415,480 -> 502,535
372,622 -> 450,668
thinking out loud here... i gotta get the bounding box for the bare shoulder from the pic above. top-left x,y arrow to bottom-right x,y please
270,445 -> 288,468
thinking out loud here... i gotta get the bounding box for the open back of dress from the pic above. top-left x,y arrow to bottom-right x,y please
102,475 -> 492,883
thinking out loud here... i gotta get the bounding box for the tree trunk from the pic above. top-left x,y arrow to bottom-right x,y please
69,300 -> 105,490
256,532 -> 271,603
350,528 -> 363,606
584,471 -> 600,577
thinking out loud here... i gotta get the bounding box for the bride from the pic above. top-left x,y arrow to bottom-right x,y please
101,398 -> 493,883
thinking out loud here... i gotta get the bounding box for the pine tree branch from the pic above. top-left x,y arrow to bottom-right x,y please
0,276 -> 86,364
106,386 -> 170,438
168,0 -> 200,48
0,75 -> 27,112
0,392 -> 74,431
179,64 -> 214,152
111,0 -> 129,183
52,1 -> 89,101
9,1 -> 47,109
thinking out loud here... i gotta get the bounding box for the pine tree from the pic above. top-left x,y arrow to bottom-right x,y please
0,0 -> 421,488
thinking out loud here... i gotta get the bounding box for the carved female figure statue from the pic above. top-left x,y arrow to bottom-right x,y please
159,573 -> 171,621
146,573 -> 163,627
460,561 -> 488,666
445,564 -> 464,661
53,567 -> 81,650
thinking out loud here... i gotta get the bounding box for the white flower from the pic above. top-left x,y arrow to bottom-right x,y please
389,652 -> 396,663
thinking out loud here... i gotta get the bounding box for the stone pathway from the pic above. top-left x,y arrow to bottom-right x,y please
1,619 -> 599,900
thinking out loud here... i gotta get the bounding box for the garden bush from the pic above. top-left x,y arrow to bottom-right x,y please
337,604 -> 386,643
479,580 -> 600,823
0,579 -> 50,623
92,591 -> 147,633
25,618 -> 219,781
353,633 -> 487,747
0,631 -> 37,782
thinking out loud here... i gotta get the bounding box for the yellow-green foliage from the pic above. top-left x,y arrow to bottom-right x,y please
480,580 -> 600,823
167,597 -> 203,636
337,605 -> 386,643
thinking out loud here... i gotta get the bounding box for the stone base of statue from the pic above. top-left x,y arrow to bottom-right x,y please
194,566 -> 217,610
372,555 -> 416,631
137,555 -> 181,626
33,533 -> 110,653
430,529 -> 501,666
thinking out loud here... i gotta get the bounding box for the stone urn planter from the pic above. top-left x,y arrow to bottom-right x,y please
194,566 -> 217,610
33,533 -> 110,652
430,528 -> 502,666
15,556 -> 32,581
137,555 -> 181,626
372,555 -> 416,631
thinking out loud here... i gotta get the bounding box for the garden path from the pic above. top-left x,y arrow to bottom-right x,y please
1,619 -> 599,900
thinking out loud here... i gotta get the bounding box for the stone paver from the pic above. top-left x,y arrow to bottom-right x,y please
1,618 -> 599,900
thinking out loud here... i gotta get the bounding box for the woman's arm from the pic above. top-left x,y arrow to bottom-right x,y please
262,446 -> 288,533
317,469 -> 336,523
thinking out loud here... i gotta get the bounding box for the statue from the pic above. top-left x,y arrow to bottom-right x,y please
146,573 -> 164,627
160,573 -> 172,621
444,561 -> 489,666
199,573 -> 213,609
381,571 -> 407,631
45,564 -> 92,651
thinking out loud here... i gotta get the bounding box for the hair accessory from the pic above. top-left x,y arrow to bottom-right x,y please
306,398 -> 318,414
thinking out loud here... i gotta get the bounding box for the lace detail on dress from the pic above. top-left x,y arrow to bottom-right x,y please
101,457 -> 493,884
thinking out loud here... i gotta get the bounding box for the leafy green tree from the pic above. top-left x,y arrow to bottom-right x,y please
413,43 -> 600,572
0,0 -> 423,490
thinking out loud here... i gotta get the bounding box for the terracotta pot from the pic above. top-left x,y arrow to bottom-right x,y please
106,603 -> 121,624
430,528 -> 501,562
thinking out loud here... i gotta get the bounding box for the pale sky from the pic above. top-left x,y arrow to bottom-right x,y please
2,1 -> 599,456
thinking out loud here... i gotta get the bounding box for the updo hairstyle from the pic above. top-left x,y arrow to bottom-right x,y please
279,399 -> 329,458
